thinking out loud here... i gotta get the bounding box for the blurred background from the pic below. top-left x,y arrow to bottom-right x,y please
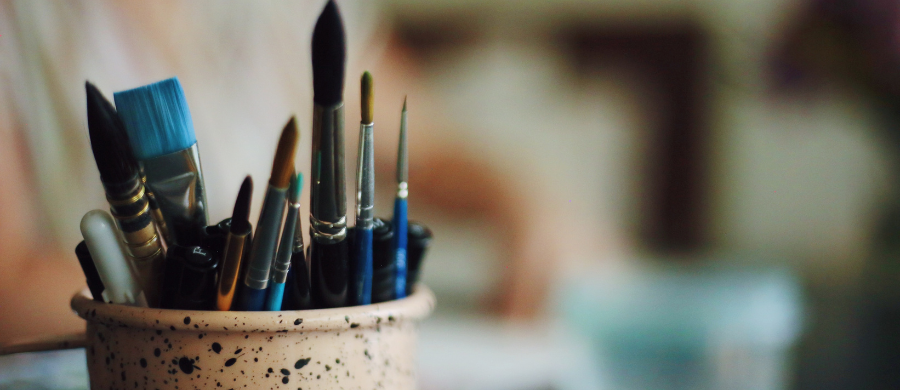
1,0 -> 899,389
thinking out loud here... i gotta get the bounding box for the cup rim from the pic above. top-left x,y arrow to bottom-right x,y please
71,285 -> 435,333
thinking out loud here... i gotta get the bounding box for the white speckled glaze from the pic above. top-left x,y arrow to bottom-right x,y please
71,285 -> 435,390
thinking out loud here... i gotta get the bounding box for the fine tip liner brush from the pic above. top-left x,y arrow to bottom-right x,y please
233,117 -> 298,311
85,81 -> 165,306
216,176 -> 254,311
309,0 -> 351,308
350,71 -> 375,306
392,97 -> 410,299
265,172 -> 303,311
114,77 -> 209,246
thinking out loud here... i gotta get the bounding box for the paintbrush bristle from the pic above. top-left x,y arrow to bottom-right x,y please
113,77 -> 196,160
86,81 -> 138,183
312,0 -> 346,106
231,175 -> 253,233
270,117 -> 299,188
361,71 -> 374,124
398,96 -> 408,183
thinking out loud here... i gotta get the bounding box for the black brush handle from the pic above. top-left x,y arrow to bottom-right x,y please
370,218 -> 395,303
282,250 -> 313,310
309,238 -> 349,308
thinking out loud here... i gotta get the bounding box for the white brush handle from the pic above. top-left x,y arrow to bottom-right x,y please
80,210 -> 148,307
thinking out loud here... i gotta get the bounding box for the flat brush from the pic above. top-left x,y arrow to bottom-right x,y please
309,0 -> 351,309
233,117 -> 298,311
392,98 -> 410,299
350,71 -> 375,306
86,81 -> 165,306
216,176 -> 253,311
265,172 -> 303,311
114,77 -> 209,246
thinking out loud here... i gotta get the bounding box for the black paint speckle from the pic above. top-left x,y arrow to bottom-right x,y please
224,358 -> 237,367
140,358 -> 147,368
281,369 -> 290,375
170,325 -> 176,331
295,358 -> 311,369
294,319 -> 302,325
156,330 -> 162,335
234,348 -> 242,354
282,377 -> 289,384
178,357 -> 197,374
350,323 -> 359,328
212,343 -> 222,354
183,316 -> 191,325
268,368 -> 274,373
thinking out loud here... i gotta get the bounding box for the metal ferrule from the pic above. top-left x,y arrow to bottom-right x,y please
356,122 -> 375,230
140,142 -> 209,246
310,103 -> 348,243
243,185 -> 288,290
271,200 -> 301,284
141,172 -> 169,242
103,173 -> 165,306
217,229 -> 250,311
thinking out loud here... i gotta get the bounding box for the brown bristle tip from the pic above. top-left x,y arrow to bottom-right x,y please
361,71 -> 374,123
270,117 -> 299,188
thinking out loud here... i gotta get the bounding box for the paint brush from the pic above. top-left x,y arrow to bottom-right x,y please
114,77 -> 209,246
216,176 -> 253,311
233,118 -> 298,311
265,172 -> 303,311
350,71 -> 375,306
309,0 -> 351,309
281,207 -> 312,311
80,210 -> 148,307
392,98 -> 410,299
85,81 -> 165,306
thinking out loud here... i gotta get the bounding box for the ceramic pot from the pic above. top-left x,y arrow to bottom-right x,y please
70,285 -> 435,390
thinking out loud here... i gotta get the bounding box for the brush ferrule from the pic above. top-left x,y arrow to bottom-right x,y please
271,201 -> 301,285
311,103 -> 347,230
140,142 -> 209,246
244,185 -> 288,291
356,122 -> 375,229
310,215 -> 347,243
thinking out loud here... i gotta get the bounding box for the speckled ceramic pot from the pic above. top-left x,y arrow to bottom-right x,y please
70,285 -> 435,390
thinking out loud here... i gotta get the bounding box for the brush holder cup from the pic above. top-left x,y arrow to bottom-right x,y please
70,285 -> 435,390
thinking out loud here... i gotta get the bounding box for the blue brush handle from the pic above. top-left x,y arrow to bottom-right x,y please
233,285 -> 266,311
352,228 -> 374,305
392,198 -> 408,299
265,282 -> 286,311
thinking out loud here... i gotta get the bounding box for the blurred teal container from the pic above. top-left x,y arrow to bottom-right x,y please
557,261 -> 803,390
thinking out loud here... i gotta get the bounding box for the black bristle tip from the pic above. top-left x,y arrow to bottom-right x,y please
86,81 -> 138,183
230,176 -> 253,233
312,0 -> 346,106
